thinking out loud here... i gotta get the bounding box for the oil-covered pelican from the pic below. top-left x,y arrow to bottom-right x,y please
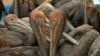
49,9 -> 66,56
58,24 -> 100,56
30,10 -> 47,56
0,14 -> 37,48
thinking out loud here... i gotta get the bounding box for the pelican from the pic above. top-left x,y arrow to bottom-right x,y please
1,14 -> 37,47
30,10 -> 47,56
59,24 -> 100,56
49,9 -> 66,56
5,14 -> 33,34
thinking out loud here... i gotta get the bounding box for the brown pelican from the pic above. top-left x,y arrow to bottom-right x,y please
59,24 -> 100,56
30,10 -> 47,56
49,9 -> 66,56
0,14 -> 37,48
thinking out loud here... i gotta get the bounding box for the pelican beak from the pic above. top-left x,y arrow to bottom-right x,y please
31,19 -> 47,56
50,19 -> 65,56
8,19 -> 33,33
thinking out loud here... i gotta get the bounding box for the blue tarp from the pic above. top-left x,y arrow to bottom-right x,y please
1,5 -> 11,23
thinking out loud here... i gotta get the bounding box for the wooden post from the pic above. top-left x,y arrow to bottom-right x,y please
84,0 -> 88,24
13,0 -> 18,16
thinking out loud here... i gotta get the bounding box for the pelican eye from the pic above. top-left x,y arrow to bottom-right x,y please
51,19 -> 58,26
53,19 -> 56,22
11,19 -> 14,21
46,7 -> 49,10
40,19 -> 43,22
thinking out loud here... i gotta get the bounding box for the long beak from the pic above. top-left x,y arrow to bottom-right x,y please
50,19 -> 65,56
8,19 -> 33,33
30,19 -> 47,56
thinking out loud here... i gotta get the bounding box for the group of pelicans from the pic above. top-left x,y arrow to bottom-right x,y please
0,1 -> 100,56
